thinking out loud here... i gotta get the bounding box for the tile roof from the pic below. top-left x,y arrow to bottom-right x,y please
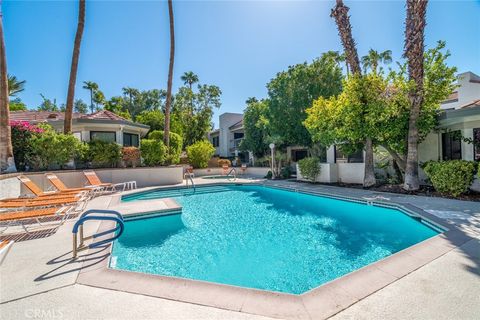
229,119 -> 244,130
10,110 -> 131,123
460,99 -> 480,109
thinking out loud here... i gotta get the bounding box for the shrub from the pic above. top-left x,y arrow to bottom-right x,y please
140,139 -> 167,166
298,157 -> 321,182
265,170 -> 273,179
186,140 -> 215,168
87,140 -> 122,168
148,130 -> 183,164
280,166 -> 292,179
217,159 -> 231,167
423,160 -> 477,197
27,124 -> 82,170
10,121 -> 44,171
122,147 -> 141,167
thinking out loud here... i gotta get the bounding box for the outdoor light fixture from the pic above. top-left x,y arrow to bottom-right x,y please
269,143 -> 275,179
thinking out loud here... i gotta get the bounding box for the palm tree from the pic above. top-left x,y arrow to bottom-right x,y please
323,51 -> 348,74
181,71 -> 199,90
64,0 -> 86,133
0,6 -> 16,172
331,0 -> 376,187
330,0 -> 361,75
403,0 -> 428,191
83,81 -> 98,113
164,0 -> 175,148
7,75 -> 26,97
361,49 -> 393,73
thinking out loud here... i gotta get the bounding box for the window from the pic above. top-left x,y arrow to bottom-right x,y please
233,132 -> 244,140
212,136 -> 219,147
442,131 -> 462,160
123,133 -> 139,147
474,128 -> 480,161
90,131 -> 116,143
291,149 -> 308,162
334,146 -> 363,163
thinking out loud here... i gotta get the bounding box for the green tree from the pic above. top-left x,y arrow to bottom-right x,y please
9,98 -> 27,111
181,71 -> 199,90
7,74 -> 26,97
136,109 -> 165,132
172,81 -> 221,147
266,53 -> 343,147
331,0 -> 376,187
186,140 -> 215,168
37,94 -> 59,111
305,42 -> 457,177
83,81 -> 99,113
361,49 -> 392,73
74,99 -> 88,113
240,98 -> 270,157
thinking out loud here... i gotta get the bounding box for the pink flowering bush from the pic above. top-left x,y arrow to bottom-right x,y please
10,121 -> 44,170
10,120 -> 45,134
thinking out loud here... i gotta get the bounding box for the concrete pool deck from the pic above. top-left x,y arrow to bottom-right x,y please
1,178 -> 479,319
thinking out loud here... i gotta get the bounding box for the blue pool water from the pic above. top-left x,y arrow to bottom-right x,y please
112,185 -> 439,294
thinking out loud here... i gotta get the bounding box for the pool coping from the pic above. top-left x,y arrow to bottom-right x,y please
76,182 -> 474,320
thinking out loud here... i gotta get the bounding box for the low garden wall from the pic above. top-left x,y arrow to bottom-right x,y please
192,167 -> 270,177
296,163 -> 364,184
0,166 -> 184,200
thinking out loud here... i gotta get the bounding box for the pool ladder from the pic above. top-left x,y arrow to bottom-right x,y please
72,209 -> 124,259
226,168 -> 237,181
185,175 -> 196,193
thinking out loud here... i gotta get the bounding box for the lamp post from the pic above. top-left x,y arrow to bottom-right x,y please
269,143 -> 275,179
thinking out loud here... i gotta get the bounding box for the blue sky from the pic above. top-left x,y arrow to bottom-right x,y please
3,0 -> 480,127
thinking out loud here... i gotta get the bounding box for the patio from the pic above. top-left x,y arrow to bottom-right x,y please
1,179 -> 479,320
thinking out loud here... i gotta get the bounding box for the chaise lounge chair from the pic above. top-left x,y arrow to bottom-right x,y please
83,170 -> 136,192
0,240 -> 14,265
0,198 -> 87,235
45,173 -> 105,196
17,175 -> 87,198
0,192 -> 88,209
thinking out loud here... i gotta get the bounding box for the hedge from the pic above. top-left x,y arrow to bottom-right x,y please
423,160 -> 478,197
186,140 -> 215,168
298,157 -> 321,182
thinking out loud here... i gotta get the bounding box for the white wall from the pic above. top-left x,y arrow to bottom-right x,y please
296,163 -> 338,183
337,163 -> 365,184
0,167 -> 184,200
192,166 -> 270,177
218,113 -> 243,157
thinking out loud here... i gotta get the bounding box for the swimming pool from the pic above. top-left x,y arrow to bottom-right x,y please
112,185 -> 439,294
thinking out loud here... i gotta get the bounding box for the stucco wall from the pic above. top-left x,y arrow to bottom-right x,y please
337,163 -> 365,184
192,167 -> 269,177
0,167 -> 183,200
296,163 -> 338,183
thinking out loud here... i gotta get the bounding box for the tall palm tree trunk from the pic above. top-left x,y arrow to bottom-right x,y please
0,6 -> 16,173
403,0 -> 427,191
64,0 -> 85,133
164,0 -> 175,148
331,0 -> 375,187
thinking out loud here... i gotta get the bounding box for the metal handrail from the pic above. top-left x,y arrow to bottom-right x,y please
186,175 -> 196,193
226,168 -> 237,180
72,210 -> 124,258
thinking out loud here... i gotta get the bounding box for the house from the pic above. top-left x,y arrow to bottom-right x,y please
208,113 -> 251,164
10,110 -> 150,147
418,71 -> 480,165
